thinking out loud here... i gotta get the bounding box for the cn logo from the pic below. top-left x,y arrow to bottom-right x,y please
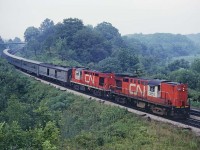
129,83 -> 145,96
85,74 -> 94,84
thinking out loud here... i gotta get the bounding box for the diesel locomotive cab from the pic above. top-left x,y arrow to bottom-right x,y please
147,80 -> 189,118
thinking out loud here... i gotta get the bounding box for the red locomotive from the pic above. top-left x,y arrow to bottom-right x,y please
71,68 -> 115,97
110,74 -> 189,118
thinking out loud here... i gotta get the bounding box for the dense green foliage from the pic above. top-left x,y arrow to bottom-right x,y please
0,59 -> 200,149
22,18 -> 125,65
123,33 -> 200,74
125,33 -> 199,57
0,59 -> 61,149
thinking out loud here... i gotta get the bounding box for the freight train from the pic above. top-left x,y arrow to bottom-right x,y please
2,49 -> 190,119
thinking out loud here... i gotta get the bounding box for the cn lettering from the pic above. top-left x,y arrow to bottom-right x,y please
129,83 -> 145,96
85,74 -> 94,84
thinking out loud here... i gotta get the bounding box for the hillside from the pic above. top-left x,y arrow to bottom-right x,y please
186,33 -> 200,48
0,58 -> 200,149
124,33 -> 200,58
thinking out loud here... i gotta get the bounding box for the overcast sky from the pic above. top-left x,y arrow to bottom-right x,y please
0,0 -> 200,40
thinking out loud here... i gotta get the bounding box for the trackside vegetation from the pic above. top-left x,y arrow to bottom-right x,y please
0,59 -> 200,149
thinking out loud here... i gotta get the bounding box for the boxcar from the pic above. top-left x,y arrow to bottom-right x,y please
21,58 -> 41,75
39,63 -> 72,84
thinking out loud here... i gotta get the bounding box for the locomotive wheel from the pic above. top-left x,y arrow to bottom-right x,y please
92,89 -> 102,97
115,96 -> 127,104
151,106 -> 166,116
73,84 -> 80,91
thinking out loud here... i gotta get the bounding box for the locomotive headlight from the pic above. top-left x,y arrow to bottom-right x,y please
183,88 -> 185,91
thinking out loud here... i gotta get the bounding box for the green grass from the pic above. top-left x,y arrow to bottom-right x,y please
59,95 -> 200,150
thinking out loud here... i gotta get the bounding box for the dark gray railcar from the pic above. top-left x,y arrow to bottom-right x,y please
21,59 -> 41,76
10,57 -> 22,68
39,63 -> 72,83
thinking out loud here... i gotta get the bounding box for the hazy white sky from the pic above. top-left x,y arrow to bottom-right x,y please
0,0 -> 200,40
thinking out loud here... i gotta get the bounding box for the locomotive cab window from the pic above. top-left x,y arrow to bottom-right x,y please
75,70 -> 82,80
148,85 -> 160,98
150,86 -> 155,92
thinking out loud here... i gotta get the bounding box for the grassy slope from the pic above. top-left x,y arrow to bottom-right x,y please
60,97 -> 200,150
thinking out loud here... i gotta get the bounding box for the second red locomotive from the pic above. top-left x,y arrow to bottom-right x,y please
111,74 -> 189,118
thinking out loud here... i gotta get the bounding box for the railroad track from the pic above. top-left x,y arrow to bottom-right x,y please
181,118 -> 200,129
190,109 -> 200,117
